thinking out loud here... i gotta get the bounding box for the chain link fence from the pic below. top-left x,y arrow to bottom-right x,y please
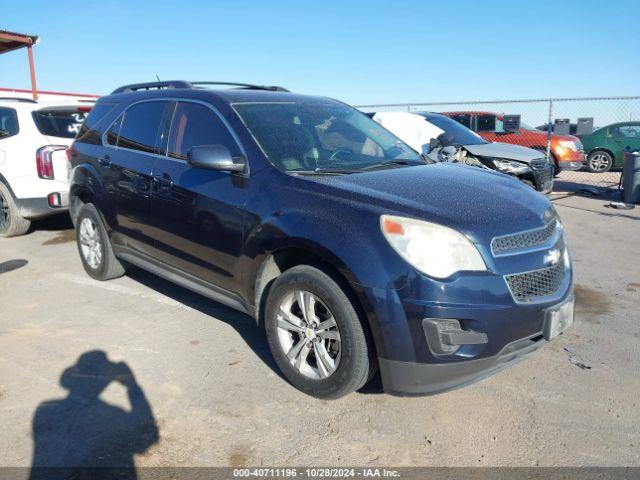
356,96 -> 640,195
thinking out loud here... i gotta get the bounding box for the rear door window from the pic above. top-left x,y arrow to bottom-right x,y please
118,101 -> 167,154
32,107 -> 90,138
0,107 -> 19,140
167,102 -> 241,160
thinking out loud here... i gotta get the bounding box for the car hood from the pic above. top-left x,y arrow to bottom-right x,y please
300,163 -> 551,244
462,142 -> 544,163
522,129 -> 579,143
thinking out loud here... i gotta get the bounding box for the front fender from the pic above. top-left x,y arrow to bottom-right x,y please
244,208 -> 405,292
241,209 -> 417,360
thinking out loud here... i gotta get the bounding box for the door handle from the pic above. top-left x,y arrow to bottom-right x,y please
153,174 -> 174,188
98,155 -> 111,167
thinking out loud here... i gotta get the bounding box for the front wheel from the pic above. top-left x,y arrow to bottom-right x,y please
586,151 -> 613,173
265,265 -> 373,399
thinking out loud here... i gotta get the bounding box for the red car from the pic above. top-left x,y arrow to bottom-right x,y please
442,111 -> 585,173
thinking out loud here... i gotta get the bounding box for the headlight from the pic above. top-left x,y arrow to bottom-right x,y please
491,158 -> 530,174
380,215 -> 487,279
557,140 -> 578,151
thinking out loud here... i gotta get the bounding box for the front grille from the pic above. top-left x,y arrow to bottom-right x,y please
491,220 -> 558,254
530,158 -> 549,171
505,262 -> 565,302
537,168 -> 553,184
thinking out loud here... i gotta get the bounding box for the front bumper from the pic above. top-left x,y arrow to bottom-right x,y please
15,192 -> 69,219
358,222 -> 573,395
557,160 -> 584,171
555,149 -> 586,171
380,333 -> 545,396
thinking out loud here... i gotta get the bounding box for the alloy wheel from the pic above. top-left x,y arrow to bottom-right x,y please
276,290 -> 342,379
588,153 -> 611,172
79,217 -> 103,269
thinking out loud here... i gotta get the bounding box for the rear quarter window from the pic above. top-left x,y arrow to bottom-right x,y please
33,107 -> 91,139
0,107 -> 19,140
76,103 -> 117,145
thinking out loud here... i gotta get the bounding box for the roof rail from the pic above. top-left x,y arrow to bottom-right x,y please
190,81 -> 290,92
0,96 -> 38,103
111,80 -> 192,94
111,80 -> 290,95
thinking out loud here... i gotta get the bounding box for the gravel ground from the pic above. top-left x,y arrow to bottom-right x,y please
0,194 -> 639,468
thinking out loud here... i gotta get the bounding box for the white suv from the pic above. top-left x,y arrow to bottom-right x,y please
0,97 -> 92,236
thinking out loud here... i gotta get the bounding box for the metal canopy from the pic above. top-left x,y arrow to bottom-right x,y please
0,30 -> 40,99
0,30 -> 38,54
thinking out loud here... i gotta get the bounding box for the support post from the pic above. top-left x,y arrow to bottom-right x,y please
27,45 -> 38,100
546,99 -> 553,163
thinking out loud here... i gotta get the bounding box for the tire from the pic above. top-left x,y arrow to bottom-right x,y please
586,150 -> 613,173
265,265 -> 372,399
0,182 -> 31,238
75,203 -> 125,281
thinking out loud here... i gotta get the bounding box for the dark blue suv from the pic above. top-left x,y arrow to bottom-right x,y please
69,81 -> 574,398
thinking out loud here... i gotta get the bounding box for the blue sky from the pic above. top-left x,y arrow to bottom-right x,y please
2,0 -> 639,105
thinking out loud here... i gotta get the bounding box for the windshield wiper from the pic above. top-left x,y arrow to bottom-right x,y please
360,159 -> 424,171
290,160 -> 424,175
290,167 -> 360,175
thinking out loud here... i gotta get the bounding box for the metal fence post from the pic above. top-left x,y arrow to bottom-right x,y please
546,99 -> 553,163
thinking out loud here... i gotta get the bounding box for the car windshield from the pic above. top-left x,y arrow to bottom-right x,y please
232,102 -> 422,173
422,114 -> 487,146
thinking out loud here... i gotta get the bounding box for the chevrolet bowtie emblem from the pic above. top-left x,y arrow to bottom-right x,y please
545,248 -> 561,266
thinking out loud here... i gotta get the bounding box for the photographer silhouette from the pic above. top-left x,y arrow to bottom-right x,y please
29,350 -> 159,480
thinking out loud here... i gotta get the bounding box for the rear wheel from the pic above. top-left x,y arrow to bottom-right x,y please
0,182 -> 31,238
265,265 -> 372,399
586,151 -> 613,173
75,203 -> 125,280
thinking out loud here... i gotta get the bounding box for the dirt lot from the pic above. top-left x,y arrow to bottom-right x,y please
1,193 -> 639,468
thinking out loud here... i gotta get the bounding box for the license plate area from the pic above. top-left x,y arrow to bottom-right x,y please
544,296 -> 575,340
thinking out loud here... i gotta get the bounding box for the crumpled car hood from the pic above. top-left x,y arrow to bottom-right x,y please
462,142 -> 545,163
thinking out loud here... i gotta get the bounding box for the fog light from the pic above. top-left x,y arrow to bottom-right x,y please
423,318 -> 488,356
48,193 -> 61,208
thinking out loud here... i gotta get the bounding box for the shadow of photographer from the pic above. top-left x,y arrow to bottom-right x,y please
29,351 -> 159,480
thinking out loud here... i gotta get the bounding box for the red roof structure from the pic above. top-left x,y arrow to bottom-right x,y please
0,29 -> 40,99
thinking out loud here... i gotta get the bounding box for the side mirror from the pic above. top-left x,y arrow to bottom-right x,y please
503,115 -> 521,133
187,145 -> 245,173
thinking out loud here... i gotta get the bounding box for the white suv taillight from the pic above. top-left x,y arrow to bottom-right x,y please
36,145 -> 67,180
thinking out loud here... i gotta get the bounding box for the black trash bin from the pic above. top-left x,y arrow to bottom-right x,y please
623,149 -> 640,204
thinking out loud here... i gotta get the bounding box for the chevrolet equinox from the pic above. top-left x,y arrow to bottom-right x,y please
68,81 -> 574,398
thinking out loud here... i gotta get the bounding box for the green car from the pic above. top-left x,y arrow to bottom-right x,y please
580,122 -> 640,173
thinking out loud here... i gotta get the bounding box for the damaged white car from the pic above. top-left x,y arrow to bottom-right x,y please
369,111 -> 554,194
